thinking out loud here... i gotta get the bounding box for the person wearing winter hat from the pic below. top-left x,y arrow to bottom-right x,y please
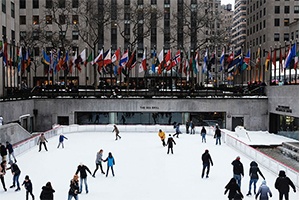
22,175 -> 35,200
201,149 -> 213,178
231,156 -> 244,188
224,177 -> 244,200
246,161 -> 265,196
166,134 -> 176,154
275,170 -> 296,200
40,181 -> 55,200
255,180 -> 272,200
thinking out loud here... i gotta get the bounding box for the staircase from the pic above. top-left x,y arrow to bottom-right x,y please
278,142 -> 299,162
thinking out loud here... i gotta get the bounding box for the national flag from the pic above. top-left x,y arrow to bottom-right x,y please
118,50 -> 128,74
25,48 -> 31,72
272,48 -> 277,68
279,48 -> 283,72
157,49 -> 164,74
62,50 -> 69,72
226,51 -> 234,64
111,48 -> 120,64
126,50 -> 136,70
91,49 -> 103,65
3,42 -> 8,66
255,47 -> 261,68
18,46 -> 22,72
294,51 -> 299,69
169,50 -> 181,70
68,51 -> 76,74
284,43 -> 297,69
50,49 -> 58,73
84,52 -> 93,67
202,49 -> 208,73
243,49 -> 250,64
56,50 -> 63,72
192,52 -> 199,73
265,52 -> 270,71
151,50 -> 157,73
0,41 -> 3,57
75,50 -> 83,72
103,49 -> 112,65
227,49 -> 242,72
138,49 -> 147,73
80,49 -> 86,64
164,49 -> 171,68
219,48 -> 225,71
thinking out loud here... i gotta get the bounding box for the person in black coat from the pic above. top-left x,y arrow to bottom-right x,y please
68,175 -> 79,200
6,141 -> 17,163
0,160 -> 7,192
201,126 -> 207,143
22,175 -> 34,200
75,163 -> 92,194
274,170 -> 296,200
214,125 -> 222,145
246,161 -> 265,196
231,156 -> 244,188
0,143 -> 7,161
224,177 -> 244,200
7,160 -> 21,191
201,149 -> 213,178
40,181 -> 55,200
166,134 -> 176,154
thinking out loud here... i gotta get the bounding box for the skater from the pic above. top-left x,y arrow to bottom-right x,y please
0,160 -> 7,191
112,125 -> 121,140
158,129 -> 166,146
224,178 -> 244,200
40,181 -> 55,200
214,125 -> 221,145
68,175 -> 79,200
201,149 -> 213,178
7,160 -> 21,191
0,142 -> 7,161
166,134 -> 176,154
190,120 -> 195,134
92,149 -> 105,177
201,126 -> 207,143
22,175 -> 35,200
185,120 -> 189,134
274,170 -> 296,200
246,161 -> 265,196
57,134 -> 68,148
37,133 -> 48,152
94,114 -> 100,123
255,180 -> 272,200
0,115 -> 3,125
173,123 -> 181,138
103,152 -> 115,177
75,162 -> 92,194
6,141 -> 17,163
231,156 -> 244,188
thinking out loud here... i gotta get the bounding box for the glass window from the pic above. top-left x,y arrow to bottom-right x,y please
20,16 -> 26,25
11,2 -> 14,18
125,0 -> 130,5
284,18 -> 289,26
46,0 -> 52,8
58,0 -> 66,8
33,0 -> 39,9
46,31 -> 52,40
274,18 -> 280,26
284,33 -> 289,41
20,31 -> 26,40
284,6 -> 290,14
46,15 -> 52,24
33,16 -> 39,25
2,0 -> 6,13
295,6 -> 299,14
274,33 -> 280,41
20,0 -> 26,9
274,6 -> 280,14
72,31 -> 79,40
59,31 -> 66,39
59,15 -> 66,24
33,31 -> 39,40
72,0 -> 79,8
72,15 -> 79,24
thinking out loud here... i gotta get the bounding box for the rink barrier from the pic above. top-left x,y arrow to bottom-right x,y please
223,131 -> 299,188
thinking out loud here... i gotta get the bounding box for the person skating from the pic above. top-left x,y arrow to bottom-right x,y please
224,177 -> 244,200
112,125 -> 121,140
246,161 -> 265,196
166,134 -> 176,154
7,160 -> 21,191
185,120 -> 190,134
75,162 -> 92,194
201,126 -> 207,143
0,160 -> 7,191
37,133 -> 48,152
201,149 -> 213,178
92,149 -> 105,177
255,180 -> 272,200
173,123 -> 181,138
6,141 -> 17,163
68,175 -> 79,200
22,175 -> 35,200
274,170 -> 296,200
57,134 -> 68,148
190,120 -> 195,134
103,152 -> 115,177
40,181 -> 55,200
214,125 -> 221,145
231,156 -> 244,188
158,129 -> 166,146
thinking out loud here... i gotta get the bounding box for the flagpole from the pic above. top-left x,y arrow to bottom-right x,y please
269,46 -> 272,85
276,44 -> 279,83
294,39 -> 298,83
85,47 -> 87,93
289,40 -> 292,84
284,41 -> 287,83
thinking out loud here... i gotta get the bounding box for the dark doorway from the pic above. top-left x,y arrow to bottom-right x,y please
232,117 -> 244,131
57,116 -> 69,125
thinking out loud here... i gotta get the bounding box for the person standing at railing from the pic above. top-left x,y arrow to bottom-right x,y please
274,170 -> 296,200
214,125 -> 222,145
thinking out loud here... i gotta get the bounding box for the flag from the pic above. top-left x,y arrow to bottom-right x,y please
192,52 -> 199,73
118,50 -> 128,74
265,52 -> 270,71
255,47 -> 260,68
3,42 -> 8,66
80,49 -> 86,64
243,49 -> 250,64
75,50 -> 83,72
164,49 -> 171,68
126,50 -> 136,70
202,49 -> 208,73
84,52 -> 93,67
227,49 -> 242,72
62,50 -> 69,72
25,48 -> 31,72
56,50 -> 63,72
91,49 -> 103,65
103,49 -> 112,65
294,51 -> 299,69
0,41 -> 3,57
18,46 -> 22,72
111,48 -> 120,64
279,47 -> 283,72
272,48 -> 277,68
284,43 -> 297,69
151,50 -> 157,73
138,49 -> 147,73
219,48 -> 225,71
241,49 -> 250,71
169,50 -> 181,70
50,49 -> 58,73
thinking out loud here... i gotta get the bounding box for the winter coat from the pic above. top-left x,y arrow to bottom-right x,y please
201,127 -> 207,135
38,135 -> 48,144
22,180 -> 33,192
167,137 -> 176,147
275,171 -> 296,194
6,143 -> 14,153
158,131 -> 166,140
0,162 -> 6,176
225,178 -> 243,199
68,180 -> 79,196
202,152 -> 213,165
9,163 -> 21,175
95,152 -> 103,164
249,165 -> 264,180
214,128 -> 221,138
75,165 -> 92,178
40,185 -> 55,200
231,159 -> 244,176
104,156 -> 115,167
113,126 -> 119,134
59,135 -> 67,142
0,144 -> 7,156
256,182 -> 272,200
175,125 -> 181,134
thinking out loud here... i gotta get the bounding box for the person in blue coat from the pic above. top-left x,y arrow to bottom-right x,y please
255,180 -> 272,200
103,152 -> 115,177
57,134 -> 68,148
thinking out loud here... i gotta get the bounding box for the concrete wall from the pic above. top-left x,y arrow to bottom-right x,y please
33,98 -> 268,131
0,123 -> 31,145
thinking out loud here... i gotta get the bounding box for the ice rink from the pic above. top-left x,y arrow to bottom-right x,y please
1,130 -> 299,200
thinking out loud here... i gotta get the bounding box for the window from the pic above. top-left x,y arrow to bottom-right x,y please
295,6 -> 299,14
33,31 -> 39,40
33,0 -> 39,9
151,0 -> 157,4
2,26 -> 6,38
274,18 -> 280,26
20,31 -> 26,40
72,15 -> 79,24
284,6 -> 290,14
20,0 -> 26,9
59,31 -> 66,39
58,0 -> 66,8
33,16 -> 39,25
46,0 -> 52,8
138,0 -> 143,5
72,31 -> 79,40
125,0 -> 130,5
72,0 -> 79,8
33,47 -> 39,57
11,2 -> 14,18
11,30 -> 15,40
284,33 -> 289,41
284,18 -> 289,26
46,31 -> 52,40
59,15 -> 66,24
46,15 -> 52,24
2,0 -> 6,13
274,33 -> 280,41
20,16 -> 26,25
274,6 -> 280,14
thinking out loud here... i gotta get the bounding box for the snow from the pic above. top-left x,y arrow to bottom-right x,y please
1,128 -> 299,200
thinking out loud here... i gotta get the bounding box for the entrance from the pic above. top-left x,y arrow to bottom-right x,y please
232,117 -> 244,131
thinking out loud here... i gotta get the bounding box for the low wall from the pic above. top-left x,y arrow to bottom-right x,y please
11,124 -> 298,188
0,123 -> 31,145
